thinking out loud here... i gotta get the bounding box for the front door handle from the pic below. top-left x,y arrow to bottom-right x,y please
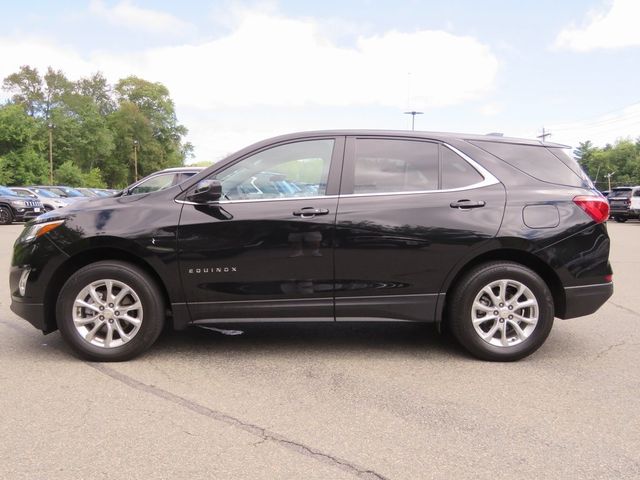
293,207 -> 330,218
450,199 -> 486,209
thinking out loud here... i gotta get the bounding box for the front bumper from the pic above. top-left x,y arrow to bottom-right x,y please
13,208 -> 44,222
560,282 -> 613,319
10,300 -> 47,331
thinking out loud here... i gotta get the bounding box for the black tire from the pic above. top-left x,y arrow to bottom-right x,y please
615,217 -> 628,223
448,261 -> 554,362
0,205 -> 13,225
57,261 -> 165,361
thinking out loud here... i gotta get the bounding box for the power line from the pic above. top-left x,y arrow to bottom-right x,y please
550,101 -> 640,132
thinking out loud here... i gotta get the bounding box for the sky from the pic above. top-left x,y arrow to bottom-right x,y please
0,0 -> 639,162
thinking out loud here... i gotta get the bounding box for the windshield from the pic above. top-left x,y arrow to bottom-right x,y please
0,186 -> 19,196
34,188 -> 58,198
61,188 -> 84,197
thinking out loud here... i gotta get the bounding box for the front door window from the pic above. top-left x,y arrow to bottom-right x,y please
212,139 -> 334,201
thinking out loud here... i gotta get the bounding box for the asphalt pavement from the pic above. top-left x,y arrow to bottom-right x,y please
1,222 -> 638,479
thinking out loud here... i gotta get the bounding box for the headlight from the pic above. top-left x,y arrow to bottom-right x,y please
10,200 -> 26,207
21,220 -> 65,242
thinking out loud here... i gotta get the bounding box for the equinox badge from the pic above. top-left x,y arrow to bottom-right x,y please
188,267 -> 237,274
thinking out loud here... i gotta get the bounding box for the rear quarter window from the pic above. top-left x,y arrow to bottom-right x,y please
469,140 -> 589,188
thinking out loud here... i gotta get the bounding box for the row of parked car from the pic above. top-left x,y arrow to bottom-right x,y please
602,186 -> 640,223
0,167 -> 204,224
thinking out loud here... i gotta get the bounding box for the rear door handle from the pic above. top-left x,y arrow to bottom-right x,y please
450,199 -> 486,209
293,207 -> 330,218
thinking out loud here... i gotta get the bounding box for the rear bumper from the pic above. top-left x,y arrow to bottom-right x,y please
560,282 -> 613,319
609,209 -> 638,217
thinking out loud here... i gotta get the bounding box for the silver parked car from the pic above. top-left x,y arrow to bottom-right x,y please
10,187 -> 71,211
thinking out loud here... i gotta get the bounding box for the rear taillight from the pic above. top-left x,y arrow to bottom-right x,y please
573,195 -> 609,224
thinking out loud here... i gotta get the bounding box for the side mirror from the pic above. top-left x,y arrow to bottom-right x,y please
187,179 -> 222,204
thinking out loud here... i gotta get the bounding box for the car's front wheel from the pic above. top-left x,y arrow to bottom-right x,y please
448,261 -> 554,361
614,216 -> 628,223
57,261 -> 165,361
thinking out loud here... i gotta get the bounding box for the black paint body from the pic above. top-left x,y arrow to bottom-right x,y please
10,130 -> 613,333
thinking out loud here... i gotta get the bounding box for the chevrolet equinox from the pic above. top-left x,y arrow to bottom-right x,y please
10,131 -> 613,361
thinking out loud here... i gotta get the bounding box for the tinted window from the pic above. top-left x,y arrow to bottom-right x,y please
470,140 -> 586,187
611,189 -> 632,198
353,139 -> 438,193
214,139 -> 334,200
441,147 -> 484,189
548,148 -> 593,187
129,173 -> 175,195
635,190 -> 640,197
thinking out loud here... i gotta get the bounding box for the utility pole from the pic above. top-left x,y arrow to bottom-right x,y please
133,140 -> 139,181
404,111 -> 423,131
606,171 -> 615,192
537,127 -> 552,143
48,123 -> 55,183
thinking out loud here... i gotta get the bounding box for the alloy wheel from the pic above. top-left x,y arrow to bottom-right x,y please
72,279 -> 143,348
471,279 -> 539,347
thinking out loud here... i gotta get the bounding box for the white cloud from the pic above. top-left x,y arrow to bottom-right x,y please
0,9 -> 499,160
89,0 -> 193,35
479,102 -> 502,116
554,0 -> 640,51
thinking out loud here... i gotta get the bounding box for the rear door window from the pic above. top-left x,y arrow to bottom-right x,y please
441,147 -> 484,189
352,139 -> 439,193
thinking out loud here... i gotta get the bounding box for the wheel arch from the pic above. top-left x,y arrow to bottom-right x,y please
43,247 -> 173,333
438,248 -> 565,326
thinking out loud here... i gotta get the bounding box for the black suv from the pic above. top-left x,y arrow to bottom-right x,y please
0,186 -> 44,224
10,131 -> 613,362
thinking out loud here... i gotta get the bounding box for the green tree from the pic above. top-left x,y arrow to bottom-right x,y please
75,72 -> 116,116
55,160 -> 84,186
82,167 -> 107,188
2,65 -> 191,187
0,104 -> 48,185
43,67 -> 73,119
2,65 -> 44,117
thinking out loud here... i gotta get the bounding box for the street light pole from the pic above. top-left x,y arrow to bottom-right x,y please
403,111 -> 423,131
48,123 -> 55,184
606,171 -> 615,192
133,140 -> 139,181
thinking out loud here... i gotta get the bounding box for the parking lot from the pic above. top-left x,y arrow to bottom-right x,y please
1,222 -> 639,479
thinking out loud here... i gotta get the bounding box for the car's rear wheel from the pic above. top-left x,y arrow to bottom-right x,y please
614,216 -> 628,223
0,205 -> 13,225
448,261 -> 554,361
57,261 -> 165,361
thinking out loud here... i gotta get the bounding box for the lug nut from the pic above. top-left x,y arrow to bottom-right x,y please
493,310 -> 499,315
499,303 -> 504,307
99,306 -> 104,311
115,311 -> 120,316
108,319 -> 114,324
499,318 -> 504,323
508,305 -> 513,310
99,316 -> 104,320
109,303 -> 114,308
509,315 -> 513,319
